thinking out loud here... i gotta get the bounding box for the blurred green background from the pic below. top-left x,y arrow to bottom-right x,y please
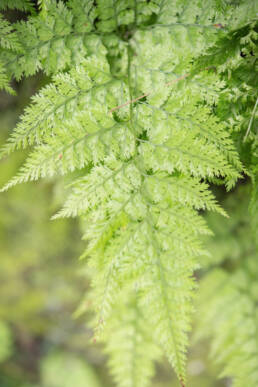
1,74 -> 250,387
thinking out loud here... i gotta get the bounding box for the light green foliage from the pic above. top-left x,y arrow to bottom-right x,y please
196,185 -> 258,386
0,98 -> 85,335
0,320 -> 13,363
193,1 -> 258,308
194,0 -> 258,207
198,264 -> 258,387
0,1 -> 257,387
0,0 -> 35,13
0,15 -> 22,94
104,289 -> 161,387
40,351 -> 101,387
0,101 -> 103,387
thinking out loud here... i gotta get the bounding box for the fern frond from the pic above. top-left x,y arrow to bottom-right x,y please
0,56 -> 120,158
0,1 -> 101,83
0,61 -> 15,95
0,15 -> 22,52
0,0 -> 34,13
0,14 -> 22,93
0,2 -> 249,386
197,260 -> 258,387
196,183 -> 258,386
104,289 -> 161,387
194,8 -> 258,145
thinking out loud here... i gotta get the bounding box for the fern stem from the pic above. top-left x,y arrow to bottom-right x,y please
127,44 -> 134,123
243,97 -> 258,142
143,22 -> 225,30
146,210 -> 186,385
109,73 -> 189,114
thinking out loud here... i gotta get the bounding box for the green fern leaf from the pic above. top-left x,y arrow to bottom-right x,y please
0,2 -> 249,386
